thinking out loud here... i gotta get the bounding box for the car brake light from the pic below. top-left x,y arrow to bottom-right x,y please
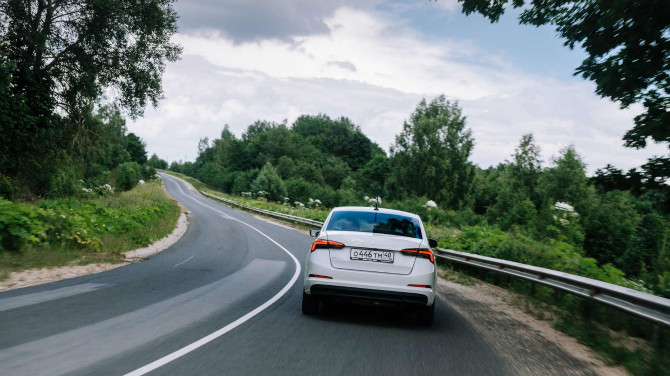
408,284 -> 432,288
310,239 -> 345,252
401,248 -> 434,263
309,274 -> 333,279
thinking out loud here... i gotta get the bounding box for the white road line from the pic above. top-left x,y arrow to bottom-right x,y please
173,255 -> 194,268
125,174 -> 302,376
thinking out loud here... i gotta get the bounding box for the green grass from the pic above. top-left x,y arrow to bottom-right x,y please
163,171 -> 330,223
0,180 -> 181,279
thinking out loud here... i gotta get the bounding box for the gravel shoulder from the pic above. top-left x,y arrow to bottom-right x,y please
436,274 -> 628,376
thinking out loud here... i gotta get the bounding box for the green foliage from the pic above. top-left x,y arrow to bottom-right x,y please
540,146 -> 595,213
0,174 -> 18,201
169,96 -> 668,298
584,190 -> 641,267
142,165 -> 157,181
115,162 -> 143,191
147,154 -> 169,170
389,95 -> 475,209
0,181 -> 179,255
0,0 -> 179,198
250,163 -> 287,202
458,0 -> 669,154
0,199 -> 47,252
440,225 -> 636,288
126,133 -> 148,165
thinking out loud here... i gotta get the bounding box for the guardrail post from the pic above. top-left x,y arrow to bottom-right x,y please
608,308 -> 620,331
552,289 -> 561,305
652,324 -> 661,345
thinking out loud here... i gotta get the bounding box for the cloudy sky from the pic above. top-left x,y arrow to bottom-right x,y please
128,0 -> 666,173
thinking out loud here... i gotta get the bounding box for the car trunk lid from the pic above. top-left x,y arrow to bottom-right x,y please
326,231 -> 423,275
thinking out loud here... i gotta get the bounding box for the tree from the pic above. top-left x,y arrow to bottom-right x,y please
509,134 -> 542,205
0,0 -> 180,196
148,154 -> 168,169
250,163 -> 287,202
539,146 -> 594,213
214,125 -> 237,168
1,0 -> 181,119
292,114 -> 373,170
356,153 -> 390,198
125,133 -> 147,165
489,134 -> 544,224
390,96 -> 475,209
583,190 -> 641,268
276,156 -> 297,180
457,0 -> 669,155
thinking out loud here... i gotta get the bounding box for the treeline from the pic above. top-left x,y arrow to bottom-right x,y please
0,101 -> 156,199
169,96 -> 669,296
0,0 -> 180,200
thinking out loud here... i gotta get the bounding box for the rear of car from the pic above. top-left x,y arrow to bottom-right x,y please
302,207 -> 437,325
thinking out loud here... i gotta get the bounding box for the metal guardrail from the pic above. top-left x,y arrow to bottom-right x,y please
200,191 -> 325,227
199,189 -> 670,327
434,249 -> 670,327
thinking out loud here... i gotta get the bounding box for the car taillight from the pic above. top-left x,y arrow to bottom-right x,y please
401,248 -> 434,263
309,274 -> 333,279
408,284 -> 432,288
310,239 -> 345,252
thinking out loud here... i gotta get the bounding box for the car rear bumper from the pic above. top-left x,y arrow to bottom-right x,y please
309,284 -> 429,306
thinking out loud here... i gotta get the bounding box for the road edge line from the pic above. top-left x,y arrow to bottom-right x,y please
124,174 -> 302,376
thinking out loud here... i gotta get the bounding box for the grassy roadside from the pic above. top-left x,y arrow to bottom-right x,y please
0,180 -> 181,280
163,170 -> 330,223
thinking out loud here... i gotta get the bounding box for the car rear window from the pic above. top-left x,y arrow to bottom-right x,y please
326,211 -> 422,239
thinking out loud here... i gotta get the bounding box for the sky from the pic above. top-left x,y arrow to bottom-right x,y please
128,0 -> 667,174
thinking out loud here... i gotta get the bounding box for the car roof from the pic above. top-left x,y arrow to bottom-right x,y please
330,206 -> 421,220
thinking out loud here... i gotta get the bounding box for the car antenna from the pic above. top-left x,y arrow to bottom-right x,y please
374,198 -> 379,211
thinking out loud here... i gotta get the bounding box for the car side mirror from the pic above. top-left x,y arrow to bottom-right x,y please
428,238 -> 438,248
310,229 -> 320,237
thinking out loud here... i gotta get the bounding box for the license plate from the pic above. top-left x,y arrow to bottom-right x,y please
350,248 -> 394,263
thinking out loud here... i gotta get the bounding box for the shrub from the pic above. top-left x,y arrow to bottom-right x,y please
142,165 -> 157,181
0,173 -> 18,200
115,162 -> 142,190
0,199 -> 47,252
440,225 -> 641,290
251,163 -> 287,202
0,182 -> 179,254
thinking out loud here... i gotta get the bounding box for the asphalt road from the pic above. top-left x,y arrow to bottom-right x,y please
0,173 -> 517,375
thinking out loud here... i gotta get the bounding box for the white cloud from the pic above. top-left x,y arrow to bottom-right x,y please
130,6 -> 666,173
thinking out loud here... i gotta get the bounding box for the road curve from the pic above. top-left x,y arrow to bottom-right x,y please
0,173 -> 514,375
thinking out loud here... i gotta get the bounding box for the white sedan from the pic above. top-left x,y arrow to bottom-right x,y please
302,206 -> 438,325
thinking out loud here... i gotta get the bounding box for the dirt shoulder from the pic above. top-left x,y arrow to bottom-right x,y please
436,273 -> 628,376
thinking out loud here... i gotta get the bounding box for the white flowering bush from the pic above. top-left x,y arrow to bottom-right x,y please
294,201 -> 305,209
368,196 -> 382,206
308,198 -> 322,208
138,180 -> 145,185
554,201 -> 578,216
552,201 -> 579,226
424,200 -> 437,209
